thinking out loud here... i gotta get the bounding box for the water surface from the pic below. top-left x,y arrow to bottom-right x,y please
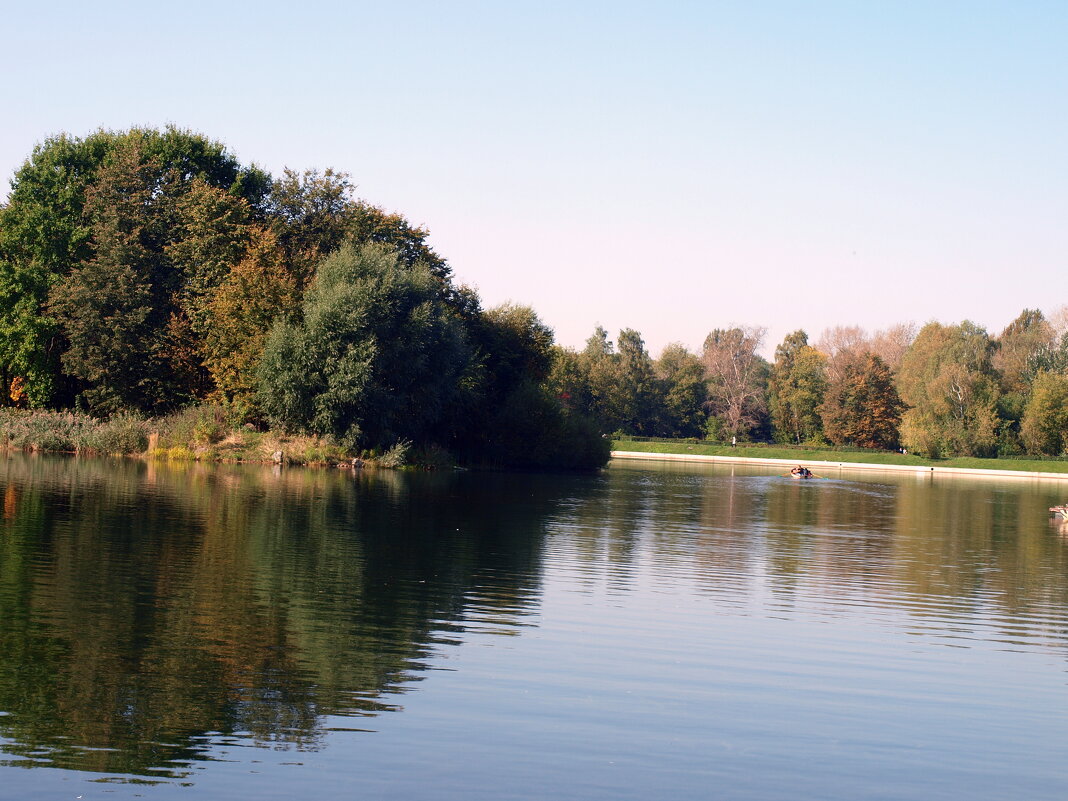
1,454 -> 1066,799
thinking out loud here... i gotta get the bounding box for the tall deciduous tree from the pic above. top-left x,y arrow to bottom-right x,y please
815,325 -> 867,385
579,326 -> 622,432
201,227 -> 299,413
0,127 -> 267,407
47,140 -> 180,413
612,328 -> 660,435
868,322 -> 917,372
654,344 -> 707,438
701,326 -> 768,440
897,321 -> 1000,457
994,308 -> 1054,395
770,330 -> 827,444
267,168 -> 354,287
1020,370 -> 1068,455
820,353 -> 905,449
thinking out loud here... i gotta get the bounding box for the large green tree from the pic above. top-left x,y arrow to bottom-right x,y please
769,330 -> 827,444
897,321 -> 1000,457
47,140 -> 187,413
0,127 -> 268,407
256,241 -> 469,449
654,343 -> 707,438
1020,370 -> 1068,456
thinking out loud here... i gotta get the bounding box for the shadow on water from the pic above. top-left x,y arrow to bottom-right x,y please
0,454 -> 582,780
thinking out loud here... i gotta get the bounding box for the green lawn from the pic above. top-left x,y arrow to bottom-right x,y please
611,439 -> 1068,474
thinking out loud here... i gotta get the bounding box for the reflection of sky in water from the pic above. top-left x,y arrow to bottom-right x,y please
2,456 -> 1067,800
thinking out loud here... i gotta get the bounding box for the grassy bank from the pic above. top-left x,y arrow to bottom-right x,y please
0,408 -> 436,468
611,438 -> 1068,475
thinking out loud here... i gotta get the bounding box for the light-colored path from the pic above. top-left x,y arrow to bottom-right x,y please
610,450 -> 1068,482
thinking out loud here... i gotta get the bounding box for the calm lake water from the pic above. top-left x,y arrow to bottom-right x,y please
1,453 -> 1067,800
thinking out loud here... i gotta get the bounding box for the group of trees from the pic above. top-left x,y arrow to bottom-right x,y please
0,127 -> 607,468
3,126 -> 1067,464
548,311 -> 1068,459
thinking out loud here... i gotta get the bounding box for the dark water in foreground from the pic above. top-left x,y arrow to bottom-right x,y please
1,454 -> 1067,800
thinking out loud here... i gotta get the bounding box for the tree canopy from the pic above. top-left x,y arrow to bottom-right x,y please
6,126 -> 1068,465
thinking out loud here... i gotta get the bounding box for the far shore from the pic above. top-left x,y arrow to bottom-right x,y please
611,449 -> 1068,482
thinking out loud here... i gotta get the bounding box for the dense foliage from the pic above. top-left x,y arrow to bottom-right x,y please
0,127 -> 607,468
3,126 -> 1067,463
550,311 -> 1068,459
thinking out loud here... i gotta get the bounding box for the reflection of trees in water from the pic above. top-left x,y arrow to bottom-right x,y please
890,479 -> 1068,623
595,463 -> 1068,647
4,456 -> 1068,779
697,468 -> 1068,644
761,478 -> 898,604
0,455 -> 561,778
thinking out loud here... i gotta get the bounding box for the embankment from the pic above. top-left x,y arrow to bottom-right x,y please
610,450 -> 1068,482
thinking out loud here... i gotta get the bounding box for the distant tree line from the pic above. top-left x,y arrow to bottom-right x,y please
3,127 -> 1066,464
0,127 -> 607,468
550,311 -> 1068,458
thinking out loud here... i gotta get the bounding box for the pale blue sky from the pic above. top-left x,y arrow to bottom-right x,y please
2,1 -> 1066,356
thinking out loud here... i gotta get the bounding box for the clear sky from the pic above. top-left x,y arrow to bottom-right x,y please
2,1 -> 1066,357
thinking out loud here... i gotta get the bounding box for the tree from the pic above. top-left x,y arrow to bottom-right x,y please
166,178 -> 256,338
47,139 -> 181,413
820,353 -> 905,449
200,227 -> 299,414
476,303 -> 555,390
815,325 -> 867,384
701,326 -> 768,440
994,308 -> 1053,395
546,346 -> 594,418
453,302 -> 557,455
0,126 -> 267,407
654,344 -> 707,438
457,306 -> 608,468
256,242 -> 469,449
867,322 -> 917,372
612,329 -> 660,435
578,326 -> 622,432
347,202 -> 450,284
267,168 -> 355,287
1020,371 -> 1068,455
897,321 -> 1000,457
769,330 -> 827,444
1029,331 -> 1068,376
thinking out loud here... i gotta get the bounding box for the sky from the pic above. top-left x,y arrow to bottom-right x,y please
2,1 -> 1066,357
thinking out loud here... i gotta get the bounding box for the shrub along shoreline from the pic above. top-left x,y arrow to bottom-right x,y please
0,408 -> 449,468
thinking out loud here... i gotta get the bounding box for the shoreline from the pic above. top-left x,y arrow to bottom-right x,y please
610,450 -> 1068,482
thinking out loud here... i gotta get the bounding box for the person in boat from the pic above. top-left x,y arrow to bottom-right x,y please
791,465 -> 812,478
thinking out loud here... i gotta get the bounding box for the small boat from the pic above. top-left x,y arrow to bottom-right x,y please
1049,505 -> 1068,520
790,467 -> 814,479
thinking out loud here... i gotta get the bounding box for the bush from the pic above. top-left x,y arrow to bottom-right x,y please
82,413 -> 150,454
154,404 -> 228,449
376,440 -> 412,468
0,410 -> 92,453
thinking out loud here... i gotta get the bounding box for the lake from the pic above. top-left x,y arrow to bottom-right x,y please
1,453 -> 1067,800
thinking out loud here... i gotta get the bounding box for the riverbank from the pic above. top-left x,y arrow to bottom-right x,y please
611,444 -> 1068,481
0,407 -> 428,468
